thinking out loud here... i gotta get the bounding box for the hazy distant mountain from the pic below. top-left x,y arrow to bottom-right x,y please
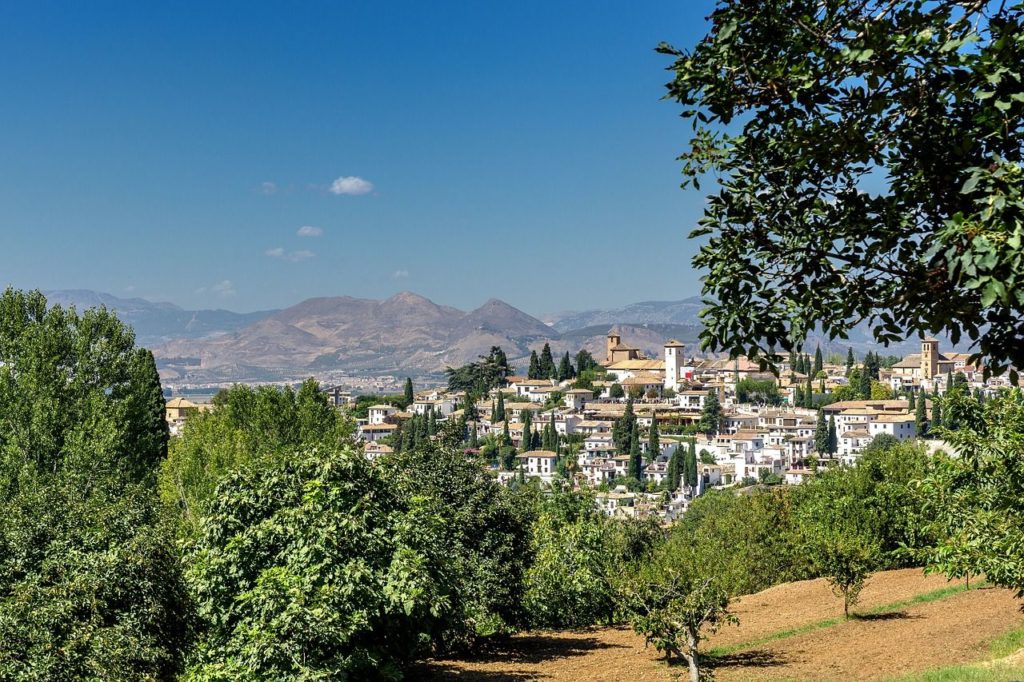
44,289 -> 275,345
50,288 -> 971,383
153,292 -> 562,382
549,297 -> 705,332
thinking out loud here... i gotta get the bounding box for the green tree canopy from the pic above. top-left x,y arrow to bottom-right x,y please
661,0 -> 1024,379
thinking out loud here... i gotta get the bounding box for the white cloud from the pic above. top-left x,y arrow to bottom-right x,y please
329,175 -> 374,196
261,181 -> 278,195
297,225 -> 323,238
196,280 -> 237,297
211,280 -> 236,297
266,247 -> 315,263
392,269 -> 409,279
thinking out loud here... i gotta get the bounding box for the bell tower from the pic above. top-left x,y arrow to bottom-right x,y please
606,329 -> 621,363
920,338 -> 939,379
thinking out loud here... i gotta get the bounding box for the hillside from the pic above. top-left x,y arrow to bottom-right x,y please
154,292 -> 561,382
548,297 -> 706,332
52,288 -> 974,382
419,569 -> 1024,681
44,289 -> 276,345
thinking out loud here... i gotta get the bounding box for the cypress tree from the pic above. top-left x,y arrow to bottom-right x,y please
539,343 -> 556,379
521,411 -> 533,450
469,424 -> 479,448
647,419 -> 660,461
403,377 -> 414,407
417,411 -> 429,442
628,425 -> 642,481
549,411 -> 558,450
502,418 -> 511,446
916,394 -> 928,437
908,390 -> 916,410
495,392 -> 506,422
814,409 -> 829,454
858,366 -> 872,399
827,415 -> 838,455
932,398 -> 942,431
667,448 -> 680,490
392,421 -> 404,453
795,385 -> 804,407
685,439 -> 698,488
427,407 -> 436,436
845,348 -> 855,377
403,418 -> 415,451
813,345 -> 823,376
528,351 -> 541,380
804,373 -> 813,407
558,352 -> 575,381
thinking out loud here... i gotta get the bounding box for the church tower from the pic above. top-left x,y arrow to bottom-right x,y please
606,329 -> 621,364
920,338 -> 939,379
664,340 -> 685,391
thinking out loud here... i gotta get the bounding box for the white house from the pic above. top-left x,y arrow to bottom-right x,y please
367,405 -> 397,425
516,450 -> 559,482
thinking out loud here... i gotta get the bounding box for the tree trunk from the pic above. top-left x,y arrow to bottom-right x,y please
844,592 -> 850,619
686,628 -> 701,682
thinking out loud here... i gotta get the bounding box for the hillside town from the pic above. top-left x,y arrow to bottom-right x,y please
164,328 -> 1008,523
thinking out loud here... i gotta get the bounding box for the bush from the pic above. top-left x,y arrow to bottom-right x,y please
523,489 -> 616,627
0,475 -> 192,681
184,446 -> 454,680
381,446 -> 534,648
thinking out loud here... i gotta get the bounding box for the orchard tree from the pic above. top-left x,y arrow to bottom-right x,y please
625,544 -> 736,682
661,0 -> 1024,379
921,391 -> 1024,595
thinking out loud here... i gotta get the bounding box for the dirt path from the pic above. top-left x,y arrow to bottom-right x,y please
421,569 -> 1024,682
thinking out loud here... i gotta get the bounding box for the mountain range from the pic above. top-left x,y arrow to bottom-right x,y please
43,289 -> 960,384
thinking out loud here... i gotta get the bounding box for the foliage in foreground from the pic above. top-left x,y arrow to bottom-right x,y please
0,288 -> 190,681
185,446 -> 453,680
661,0 -> 1024,377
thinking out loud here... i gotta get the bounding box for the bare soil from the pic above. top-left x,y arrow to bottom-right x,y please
419,569 -> 1024,682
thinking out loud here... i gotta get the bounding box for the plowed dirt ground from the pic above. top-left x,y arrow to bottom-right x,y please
418,569 -> 1024,681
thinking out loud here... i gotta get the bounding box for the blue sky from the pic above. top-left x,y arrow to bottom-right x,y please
0,1 -> 716,314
